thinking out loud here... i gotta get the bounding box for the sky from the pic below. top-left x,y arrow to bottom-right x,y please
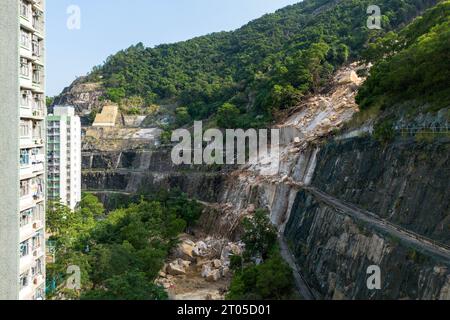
46,0 -> 301,96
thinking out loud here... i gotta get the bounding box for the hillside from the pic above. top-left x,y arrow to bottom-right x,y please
54,0 -> 438,128
51,1 -> 450,300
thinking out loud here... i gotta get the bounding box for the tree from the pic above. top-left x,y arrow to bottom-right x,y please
79,193 -> 105,219
46,96 -> 55,107
226,251 -> 295,300
241,209 -> 277,260
175,107 -> 191,127
106,88 -> 126,103
216,103 -> 240,128
82,0 -> 434,125
81,271 -> 168,300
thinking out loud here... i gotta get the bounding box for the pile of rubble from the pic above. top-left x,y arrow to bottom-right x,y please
156,236 -> 244,294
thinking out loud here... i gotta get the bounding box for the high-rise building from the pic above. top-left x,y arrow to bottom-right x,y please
47,106 -> 82,210
0,0 -> 46,300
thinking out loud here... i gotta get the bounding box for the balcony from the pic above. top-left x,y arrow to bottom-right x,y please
20,75 -> 33,90
32,37 -> 44,63
32,68 -> 44,92
19,254 -> 33,274
32,162 -> 44,174
33,191 -> 45,204
32,153 -> 45,163
20,165 -> 33,180
20,224 -> 34,243
20,106 -> 33,119
32,12 -> 44,36
20,194 -> 34,211
32,246 -> 44,260
19,2 -> 33,31
31,108 -> 45,119
19,284 -> 34,300
32,137 -> 44,147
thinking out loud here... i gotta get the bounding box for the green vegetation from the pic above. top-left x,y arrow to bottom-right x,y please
46,191 -> 202,300
82,0 -> 435,127
357,1 -> 450,112
226,210 -> 297,300
46,96 -> 55,107
241,209 -> 278,260
373,119 -> 395,143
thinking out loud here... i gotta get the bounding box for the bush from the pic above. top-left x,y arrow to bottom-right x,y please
226,250 -> 295,300
230,255 -> 243,271
374,120 -> 395,143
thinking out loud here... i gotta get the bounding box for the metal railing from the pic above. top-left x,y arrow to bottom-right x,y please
396,124 -> 450,136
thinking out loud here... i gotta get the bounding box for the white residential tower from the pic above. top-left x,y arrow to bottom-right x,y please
47,106 -> 82,210
0,0 -> 46,300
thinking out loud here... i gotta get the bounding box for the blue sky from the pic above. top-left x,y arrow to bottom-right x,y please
46,0 -> 300,96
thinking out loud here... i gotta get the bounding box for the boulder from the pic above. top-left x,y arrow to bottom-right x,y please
201,264 -> 212,278
213,259 -> 222,268
193,241 -> 208,257
221,266 -> 230,277
167,262 -> 186,276
178,259 -> 192,268
175,242 -> 195,262
206,269 -> 221,282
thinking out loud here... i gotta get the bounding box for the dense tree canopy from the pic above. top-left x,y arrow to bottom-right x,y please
46,192 -> 203,300
357,1 -> 450,111
81,0 -> 437,126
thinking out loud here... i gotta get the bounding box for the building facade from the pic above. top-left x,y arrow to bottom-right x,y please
47,106 -> 82,210
0,0 -> 46,300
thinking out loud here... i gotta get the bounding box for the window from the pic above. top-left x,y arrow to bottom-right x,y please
20,120 -> 30,137
19,272 -> 29,290
33,121 -> 42,139
20,180 -> 30,197
20,58 -> 29,77
20,1 -> 29,18
32,36 -> 40,56
20,149 -> 30,166
21,90 -> 31,106
20,209 -> 32,227
33,94 -> 43,109
32,258 -> 43,276
32,66 -> 41,84
32,177 -> 44,198
33,204 -> 44,221
20,30 -> 30,48
32,12 -> 43,31
32,233 -> 42,250
20,241 -> 29,258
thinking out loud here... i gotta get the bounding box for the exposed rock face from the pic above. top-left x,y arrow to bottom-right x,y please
80,64 -> 450,300
312,137 -> 450,244
284,190 -> 450,300
82,147 -> 226,203
53,78 -> 104,117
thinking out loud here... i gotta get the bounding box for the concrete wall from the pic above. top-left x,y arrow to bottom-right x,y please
0,0 -> 20,300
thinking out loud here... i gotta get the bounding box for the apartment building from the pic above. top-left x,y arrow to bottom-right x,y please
0,0 -> 46,300
47,106 -> 82,210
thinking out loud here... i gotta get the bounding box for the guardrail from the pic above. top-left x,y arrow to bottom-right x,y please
396,125 -> 450,135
